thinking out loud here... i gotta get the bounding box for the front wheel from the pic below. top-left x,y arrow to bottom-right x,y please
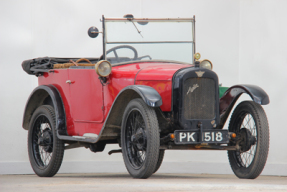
28,105 -> 64,177
121,98 -> 160,179
228,101 -> 269,179
153,149 -> 165,173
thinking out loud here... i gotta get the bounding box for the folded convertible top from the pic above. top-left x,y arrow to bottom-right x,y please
22,57 -> 99,76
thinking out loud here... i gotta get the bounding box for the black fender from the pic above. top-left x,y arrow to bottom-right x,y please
124,85 -> 163,107
217,84 -> 270,129
22,85 -> 67,135
96,85 -> 162,142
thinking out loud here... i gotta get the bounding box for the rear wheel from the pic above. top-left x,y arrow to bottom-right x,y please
28,105 -> 64,177
121,98 -> 160,179
228,101 -> 269,179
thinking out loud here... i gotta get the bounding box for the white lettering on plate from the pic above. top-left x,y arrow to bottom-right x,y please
187,132 -> 195,142
216,132 -> 223,141
179,133 -> 186,142
203,132 -> 223,142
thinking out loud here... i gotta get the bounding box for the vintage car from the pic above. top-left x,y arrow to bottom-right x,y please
22,15 -> 270,179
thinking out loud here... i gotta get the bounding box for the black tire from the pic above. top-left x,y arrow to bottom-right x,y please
28,105 -> 64,177
121,98 -> 160,179
153,149 -> 165,173
228,101 -> 269,179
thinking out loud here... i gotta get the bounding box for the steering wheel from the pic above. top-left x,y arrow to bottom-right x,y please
100,45 -> 138,62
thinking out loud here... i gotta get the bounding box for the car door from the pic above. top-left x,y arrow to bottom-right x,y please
68,68 -> 104,123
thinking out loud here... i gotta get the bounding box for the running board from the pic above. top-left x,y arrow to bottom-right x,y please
57,132 -> 99,143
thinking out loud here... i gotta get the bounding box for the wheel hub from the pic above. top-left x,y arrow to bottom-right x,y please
38,129 -> 53,153
131,128 -> 146,150
239,128 -> 256,152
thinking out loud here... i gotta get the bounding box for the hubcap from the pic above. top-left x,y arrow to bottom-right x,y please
238,128 -> 256,152
131,128 -> 146,151
38,129 -> 53,153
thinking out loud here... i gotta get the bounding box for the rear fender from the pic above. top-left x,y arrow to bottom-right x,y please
217,84 -> 269,129
22,85 -> 67,135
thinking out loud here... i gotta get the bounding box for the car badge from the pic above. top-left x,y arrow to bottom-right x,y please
187,84 -> 199,95
195,71 -> 205,77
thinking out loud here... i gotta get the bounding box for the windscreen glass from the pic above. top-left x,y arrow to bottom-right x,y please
105,19 -> 194,64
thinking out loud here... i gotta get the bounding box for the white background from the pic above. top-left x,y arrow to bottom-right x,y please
0,0 -> 286,176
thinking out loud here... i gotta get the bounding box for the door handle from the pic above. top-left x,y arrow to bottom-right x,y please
66,80 -> 72,84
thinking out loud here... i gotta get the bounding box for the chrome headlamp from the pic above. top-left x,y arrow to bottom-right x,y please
95,60 -> 112,77
199,59 -> 213,70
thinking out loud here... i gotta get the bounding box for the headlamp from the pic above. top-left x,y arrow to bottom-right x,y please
199,59 -> 213,70
95,60 -> 112,77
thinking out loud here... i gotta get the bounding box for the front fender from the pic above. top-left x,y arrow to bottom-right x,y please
217,84 -> 269,129
95,85 -> 162,143
126,85 -> 163,107
103,85 -> 162,128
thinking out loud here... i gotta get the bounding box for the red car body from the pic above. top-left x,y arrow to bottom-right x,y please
38,62 -> 189,136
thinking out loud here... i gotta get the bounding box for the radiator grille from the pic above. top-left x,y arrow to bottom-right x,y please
183,78 -> 215,119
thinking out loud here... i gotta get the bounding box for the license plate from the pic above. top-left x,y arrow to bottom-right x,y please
174,130 -> 229,144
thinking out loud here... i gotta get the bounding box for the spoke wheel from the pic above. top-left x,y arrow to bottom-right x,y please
125,110 -> 147,169
32,116 -> 54,167
228,101 -> 269,179
28,105 -> 64,177
121,98 -> 159,179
